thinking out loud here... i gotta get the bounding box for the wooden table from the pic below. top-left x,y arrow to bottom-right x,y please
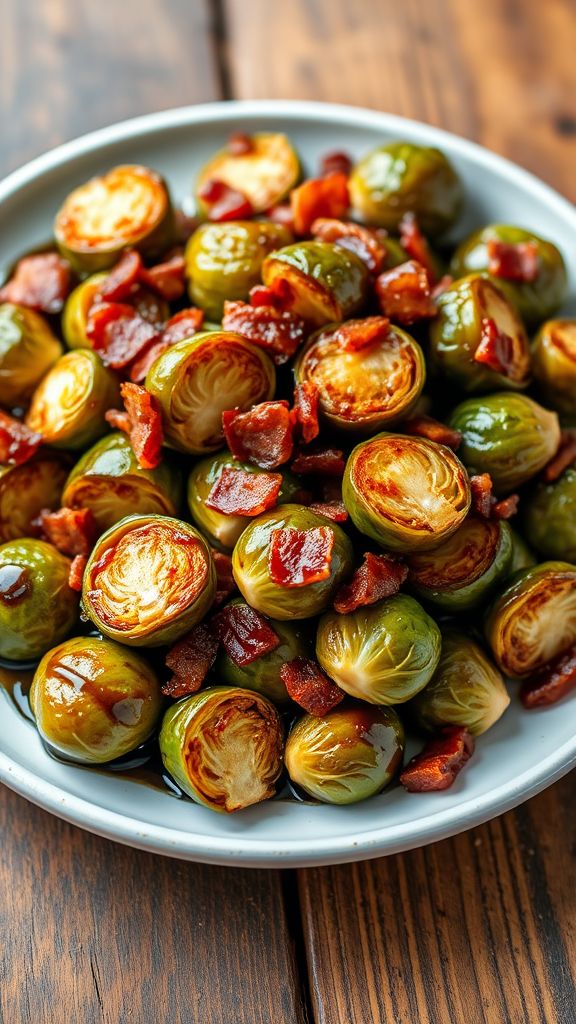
1,3 -> 575,1021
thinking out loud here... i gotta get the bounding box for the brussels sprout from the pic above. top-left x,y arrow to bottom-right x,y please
316,594 -> 441,704
343,433 -> 471,553
285,703 -> 404,804
30,636 -> 161,764
196,133 -> 300,214
522,466 -> 576,563
349,141 -> 463,234
450,225 -> 567,329
159,686 -> 284,812
411,629 -> 510,736
62,432 -> 181,534
0,452 -> 69,543
531,319 -> 576,417
0,539 -> 78,661
448,392 -> 561,494
25,349 -> 120,450
507,527 -> 536,577
145,331 -> 275,455
232,504 -> 354,620
429,275 -> 531,393
0,303 -> 63,407
407,516 -> 513,612
485,561 -> 576,678
184,221 -> 293,321
54,164 -> 175,275
62,273 -> 169,349
262,242 -> 369,327
294,321 -> 425,432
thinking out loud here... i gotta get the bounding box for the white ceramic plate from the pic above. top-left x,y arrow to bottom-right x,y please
1,100 -> 575,867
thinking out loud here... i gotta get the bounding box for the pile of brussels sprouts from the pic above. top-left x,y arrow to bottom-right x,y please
0,131 -> 575,815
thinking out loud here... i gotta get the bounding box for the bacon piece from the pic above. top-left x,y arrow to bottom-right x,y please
128,340 -> 171,383
87,302 -> 161,369
139,254 -> 186,301
280,657 -> 344,715
431,274 -> 454,299
265,203 -> 296,231
487,239 -> 539,282
212,550 -> 237,607
290,173 -> 350,236
105,383 -> 163,470
249,277 -> 294,311
376,260 -> 437,325
311,218 -> 387,274
469,473 -> 494,518
128,307 -> 205,382
333,552 -> 407,614
333,316 -> 391,352
520,643 -> 576,709
319,151 -> 353,177
542,431 -> 576,483
222,300 -> 306,365
308,501 -> 348,523
291,382 -> 320,444
163,623 -> 219,697
0,252 -> 72,314
491,494 -> 519,520
213,603 -> 280,666
40,507 -> 97,557
198,178 -> 254,221
0,411 -> 41,465
223,401 -> 294,470
68,555 -> 87,592
227,132 -> 255,156
268,526 -> 334,587
399,213 -> 437,282
97,250 -> 142,301
400,727 -> 475,792
474,318 -> 516,376
401,415 -> 462,450
206,467 -> 282,516
291,447 -> 345,477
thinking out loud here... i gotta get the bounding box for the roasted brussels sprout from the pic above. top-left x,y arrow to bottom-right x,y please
196,132 -> 300,214
411,629 -> 510,736
262,242 -> 369,327
343,433 -> 471,553
185,221 -> 293,321
62,432 -> 181,534
485,561 -> 576,678
83,514 -> 216,646
0,452 -> 69,543
30,636 -> 162,764
0,539 -> 78,661
0,303 -> 63,407
507,527 -> 537,577
145,331 -> 275,455
25,349 -> 120,449
450,225 -> 567,329
159,686 -> 284,812
232,504 -> 354,620
285,703 -> 404,804
448,392 -> 561,494
531,319 -> 576,418
349,141 -> 463,234
316,594 -> 441,704
522,466 -> 576,563
62,272 -> 169,349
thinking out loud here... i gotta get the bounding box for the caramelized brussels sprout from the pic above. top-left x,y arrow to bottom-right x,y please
185,221 -> 293,321
448,392 -> 561,494
0,539 -> 78,661
62,432 -> 181,534
262,242 -> 369,327
485,561 -> 576,678
159,686 -> 284,812
0,452 -> 69,543
25,349 -> 120,449
30,636 -> 161,764
62,273 -> 169,349
522,466 -> 576,563
196,133 -> 300,214
54,164 -> 174,275
145,331 -> 275,455
343,433 -> 471,553
316,594 -> 441,704
450,225 -> 567,329
411,629 -> 510,736
0,303 -> 62,406
83,514 -> 216,646
285,703 -> 404,804
531,319 -> 576,417
349,141 -> 463,234
232,504 -> 354,620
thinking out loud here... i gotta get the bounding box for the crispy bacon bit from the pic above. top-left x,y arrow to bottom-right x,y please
474,317 -> 516,376
520,643 -> 576,709
542,431 -> 576,483
139,254 -> 186,301
469,473 -> 494,518
227,132 -> 254,156
265,203 -> 296,231
40,507 -> 97,557
333,552 -> 407,614
491,494 -> 519,520
198,178 -> 254,221
311,218 -> 387,274
222,401 -> 294,469
212,550 -> 237,607
401,415 -> 462,450
376,260 -> 437,325
280,657 -> 344,715
487,239 -> 539,283
319,151 -> 353,177
98,250 -> 142,302
129,307 -> 204,382
400,727 -> 475,792
0,252 -> 72,313
163,624 -> 219,697
249,277 -> 294,311
399,213 -> 437,283
291,382 -> 320,444
0,411 -> 41,465
290,173 -> 350,236
291,448 -> 346,477
222,300 -> 306,365
105,383 -> 163,470
333,316 -> 391,352
309,501 -> 348,523
268,526 -> 334,587
432,274 -> 454,299
206,466 -> 282,517
68,555 -> 87,592
213,603 -> 280,666
87,302 -> 161,370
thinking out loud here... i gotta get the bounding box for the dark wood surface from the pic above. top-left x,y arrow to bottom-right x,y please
0,2 -> 575,1021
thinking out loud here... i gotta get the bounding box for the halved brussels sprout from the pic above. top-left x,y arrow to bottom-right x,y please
25,349 -> 120,449
411,629 -> 510,736
185,220 -> 293,321
522,466 -> 576,563
196,133 -> 300,214
532,319 -> 576,418
145,331 -> 275,455
349,141 -> 463,234
343,433 -> 471,553
485,561 -> 576,678
232,504 -> 354,620
450,224 -> 567,329
0,303 -> 63,407
54,164 -> 174,275
62,432 -> 181,534
316,594 -> 441,704
0,452 -> 70,543
407,516 -> 513,612
507,527 -> 537,577
62,273 -> 169,349
294,321 -> 425,432
0,539 -> 78,661
448,392 -> 561,494
429,275 -> 531,393
262,242 -> 369,327
285,703 -> 404,804
30,636 -> 162,764
159,686 -> 284,812
83,514 -> 216,647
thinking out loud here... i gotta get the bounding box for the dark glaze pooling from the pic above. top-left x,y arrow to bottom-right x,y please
0,565 -> 31,604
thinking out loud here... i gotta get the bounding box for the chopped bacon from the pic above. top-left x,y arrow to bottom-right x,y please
264,203 -> 296,231
311,218 -> 387,274
206,467 -> 282,516
520,643 -> 576,709
163,623 -> 219,697
400,727 -> 475,792
290,172 -> 350,236
279,657 -> 344,715
97,250 -> 142,301
376,260 -> 437,324
105,382 -> 163,470
0,411 -> 41,465
198,178 -> 254,221
291,382 -> 320,444
319,151 -> 353,177
333,552 -> 407,614
222,401 -> 294,469
68,555 -> 87,592
105,408 -> 131,433
40,506 -> 97,557
431,274 -> 454,299
491,494 -> 519,520
162,307 -> 204,344
222,300 -> 306,365
87,302 -> 161,370
309,501 -> 348,523
268,526 -> 334,587
249,277 -> 294,311
401,415 -> 462,450
487,239 -> 539,282
213,603 -> 280,666
291,447 -> 346,477
333,316 -> 391,352
212,550 -> 237,607
139,254 -> 186,301
227,132 -> 254,156
469,473 -> 494,518
0,252 -> 72,314
399,213 -> 437,283
474,317 -> 516,376
542,431 -> 576,483
127,340 -> 170,383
